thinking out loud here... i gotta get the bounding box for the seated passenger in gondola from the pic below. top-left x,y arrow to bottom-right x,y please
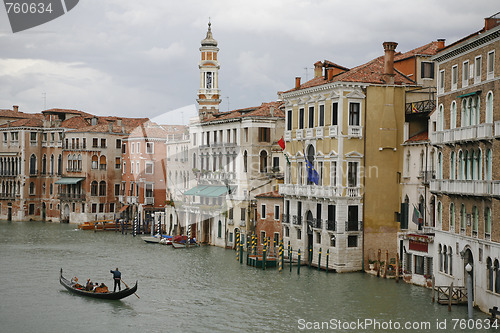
85,279 -> 92,291
95,283 -> 109,293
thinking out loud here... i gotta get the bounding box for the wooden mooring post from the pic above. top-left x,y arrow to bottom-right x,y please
326,249 -> 329,273
297,249 -> 301,275
318,248 -> 322,271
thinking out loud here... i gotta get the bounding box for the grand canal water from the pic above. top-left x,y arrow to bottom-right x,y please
0,222 -> 492,333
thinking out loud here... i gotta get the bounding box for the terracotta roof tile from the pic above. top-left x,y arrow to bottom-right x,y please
406,131 -> 429,143
202,101 -> 284,123
256,191 -> 283,199
395,41 -> 441,62
0,117 -> 44,128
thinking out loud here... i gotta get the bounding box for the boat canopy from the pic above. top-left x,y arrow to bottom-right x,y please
184,185 -> 235,197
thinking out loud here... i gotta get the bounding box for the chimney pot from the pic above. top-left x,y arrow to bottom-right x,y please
295,77 -> 301,89
314,61 -> 323,78
383,41 -> 398,84
485,16 -> 500,31
437,39 -> 446,51
327,68 -> 334,81
13,105 -> 19,112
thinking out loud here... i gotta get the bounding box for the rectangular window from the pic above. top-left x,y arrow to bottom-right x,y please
122,162 -> 126,173
115,139 -> 121,149
244,128 -> 248,142
462,60 -> 469,87
451,65 -> 458,90
114,184 -> 120,196
439,70 -> 445,93
349,102 -> 360,126
299,108 -> 305,129
274,205 -> 280,220
474,56 -> 482,82
487,50 -> 495,78
297,162 -> 303,185
332,102 -> 338,125
136,143 -> 140,153
274,232 -> 279,246
145,183 -> 153,197
30,132 -> 37,142
318,105 -> 324,127
287,110 -> 292,130
414,255 -> 425,275
91,203 -> 97,213
193,133 -> 197,146
317,161 -> 323,186
131,162 -> 134,174
29,203 -> 35,215
260,231 -> 266,245
297,228 -> 301,240
331,161 -> 337,187
146,142 -> 154,154
308,106 -> 314,128
109,203 -> 115,213
92,138 -> 98,148
273,157 -> 279,170
122,143 -> 126,154
316,231 -> 321,244
348,162 -> 358,187
115,157 -> 121,169
261,204 -> 266,219
240,207 -> 246,221
258,128 -> 270,142
81,203 -> 85,213
99,203 -> 105,213
421,62 -> 434,79
228,207 -> 233,219
347,235 -> 358,247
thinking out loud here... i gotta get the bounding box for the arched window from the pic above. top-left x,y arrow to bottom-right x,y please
458,150 -> 463,180
218,220 -> 222,238
464,150 -> 470,180
29,181 -> 35,195
42,154 -> 47,175
243,151 -> 248,173
77,155 -> 82,171
473,206 -> 478,235
91,155 -> 98,169
495,260 -> 500,293
259,150 -> 268,173
477,149 -> 482,180
438,244 -> 443,272
443,246 -> 448,274
450,151 -> 456,180
461,99 -> 467,127
486,149 -> 492,181
449,202 -> 455,232
99,181 -> 106,196
460,204 -> 466,231
450,101 -> 457,129
67,154 -> 72,170
437,201 -> 442,228
50,154 -> 54,175
91,181 -> 98,196
29,154 -> 37,175
448,246 -> 453,275
485,207 -> 492,236
437,152 -> 443,179
99,155 -> 107,170
72,154 -> 77,171
485,91 -> 493,123
471,150 -> 476,180
438,104 -> 444,131
57,154 -> 62,175
471,97 -> 477,126
487,258 -> 494,291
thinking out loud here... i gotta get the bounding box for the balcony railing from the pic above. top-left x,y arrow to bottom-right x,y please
305,128 -> 314,139
495,121 -> 500,138
405,99 -> 435,114
292,215 -> 302,226
282,214 -> 290,223
58,192 -> 86,201
127,196 -> 138,204
431,123 -> 494,145
312,218 -> 322,229
329,125 -> 338,137
239,220 -> 246,227
279,184 -> 342,199
296,129 -> 304,140
227,219 -> 234,225
348,126 -> 362,138
144,197 -> 154,205
326,220 -> 336,231
346,187 -> 361,197
0,193 -> 16,200
315,127 -> 324,138
346,220 -> 362,232
430,179 -> 499,197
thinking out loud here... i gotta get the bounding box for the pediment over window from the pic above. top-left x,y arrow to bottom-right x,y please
346,90 -> 366,99
345,151 -> 363,159
326,150 -> 338,158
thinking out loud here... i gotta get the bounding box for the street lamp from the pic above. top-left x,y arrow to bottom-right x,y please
466,263 -> 473,319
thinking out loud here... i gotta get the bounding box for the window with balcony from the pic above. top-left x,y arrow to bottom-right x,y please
317,105 -> 325,127
437,105 -> 444,131
347,205 -> 359,231
486,92 -> 493,123
308,106 -> 314,128
330,161 -> 337,187
450,101 -> 457,129
486,149 -> 492,180
299,108 -> 305,129
437,201 -> 442,228
349,102 -> 360,126
332,102 -> 338,126
347,162 -> 358,187
145,183 -> 153,198
347,235 -> 358,247
449,202 -> 455,232
450,151 -> 456,180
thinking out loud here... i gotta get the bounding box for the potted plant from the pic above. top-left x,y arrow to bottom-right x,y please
368,259 -> 376,270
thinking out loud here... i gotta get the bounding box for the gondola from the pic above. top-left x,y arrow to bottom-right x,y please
59,269 -> 137,300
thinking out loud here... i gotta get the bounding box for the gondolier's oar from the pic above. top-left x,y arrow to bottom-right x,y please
121,279 -> 140,298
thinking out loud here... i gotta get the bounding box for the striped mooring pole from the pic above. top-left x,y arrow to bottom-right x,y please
326,249 -> 329,273
236,231 -> 240,261
297,249 -> 301,275
279,240 -> 283,273
318,248 -> 322,271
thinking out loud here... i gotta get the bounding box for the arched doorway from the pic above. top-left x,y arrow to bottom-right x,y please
306,210 -> 314,264
63,204 -> 70,223
42,202 -> 46,221
463,248 -> 474,303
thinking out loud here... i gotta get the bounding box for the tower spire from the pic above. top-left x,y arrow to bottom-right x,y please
197,22 -> 221,120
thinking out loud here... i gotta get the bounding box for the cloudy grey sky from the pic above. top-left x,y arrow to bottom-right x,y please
0,1 -> 497,124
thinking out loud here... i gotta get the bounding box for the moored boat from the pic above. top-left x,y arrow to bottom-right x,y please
59,269 -> 137,300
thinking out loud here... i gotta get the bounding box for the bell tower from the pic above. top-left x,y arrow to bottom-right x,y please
197,22 -> 221,120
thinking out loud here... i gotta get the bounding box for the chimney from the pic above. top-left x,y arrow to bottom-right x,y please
12,105 -> 19,112
295,77 -> 301,89
383,41 -> 398,84
108,121 -> 113,133
485,16 -> 500,31
436,39 -> 446,51
314,61 -> 323,78
269,106 -> 274,117
116,119 -> 122,127
327,68 -> 334,81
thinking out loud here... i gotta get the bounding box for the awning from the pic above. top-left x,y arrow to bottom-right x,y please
55,177 -> 85,184
457,90 -> 481,98
184,185 -> 235,197
118,205 -> 129,213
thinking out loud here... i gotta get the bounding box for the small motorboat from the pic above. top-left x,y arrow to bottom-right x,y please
171,235 -> 199,249
59,269 -> 137,300
141,234 -> 172,244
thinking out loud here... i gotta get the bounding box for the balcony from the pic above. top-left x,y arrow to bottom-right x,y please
127,196 -> 138,204
326,220 -> 336,231
495,121 -> 500,137
284,131 -> 292,141
118,195 -> 125,203
328,125 -> 338,137
279,184 -> 342,199
58,192 -> 86,201
346,187 -> 361,197
348,126 -> 362,138
282,214 -> 290,224
346,220 -> 362,232
227,219 -> 234,225
312,218 -> 322,229
144,197 -> 154,205
296,129 -> 304,140
431,123 -> 494,145
315,127 -> 324,138
239,220 -> 246,227
292,215 -> 302,226
430,179 -> 498,197
305,128 -> 314,139
405,99 -> 435,114
0,193 -> 16,200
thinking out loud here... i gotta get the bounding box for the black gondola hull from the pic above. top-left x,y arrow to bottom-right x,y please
60,271 -> 137,300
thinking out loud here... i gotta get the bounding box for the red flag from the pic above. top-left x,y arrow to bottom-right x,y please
278,136 -> 285,150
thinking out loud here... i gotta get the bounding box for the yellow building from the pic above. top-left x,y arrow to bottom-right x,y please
279,42 -> 416,271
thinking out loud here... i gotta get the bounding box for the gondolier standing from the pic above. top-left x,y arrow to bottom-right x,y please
110,268 -> 121,292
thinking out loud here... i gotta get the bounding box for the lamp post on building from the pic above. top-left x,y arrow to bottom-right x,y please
466,262 -> 473,319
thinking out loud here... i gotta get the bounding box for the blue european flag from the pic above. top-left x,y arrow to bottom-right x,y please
305,158 -> 319,185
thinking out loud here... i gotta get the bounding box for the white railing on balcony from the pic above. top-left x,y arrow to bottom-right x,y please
315,127 -> 324,138
118,195 -> 125,203
495,121 -> 500,137
144,197 -> 154,205
431,179 -> 496,196
296,129 -> 304,140
493,181 -> 500,197
346,187 -> 361,197
127,196 -> 138,204
305,128 -> 314,139
227,219 -> 234,225
348,126 -> 362,138
329,125 -> 338,137
432,123 -> 494,145
279,184 -> 342,199
284,130 -> 292,141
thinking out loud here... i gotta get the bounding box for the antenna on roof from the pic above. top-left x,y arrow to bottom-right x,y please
303,67 -> 313,81
225,96 -> 230,112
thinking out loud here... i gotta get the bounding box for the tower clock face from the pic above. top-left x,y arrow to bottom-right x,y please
206,72 -> 212,89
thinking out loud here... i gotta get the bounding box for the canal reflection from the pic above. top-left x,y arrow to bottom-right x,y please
0,222 -> 489,333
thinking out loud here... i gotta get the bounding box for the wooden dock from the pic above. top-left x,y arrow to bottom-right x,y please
432,280 -> 468,311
